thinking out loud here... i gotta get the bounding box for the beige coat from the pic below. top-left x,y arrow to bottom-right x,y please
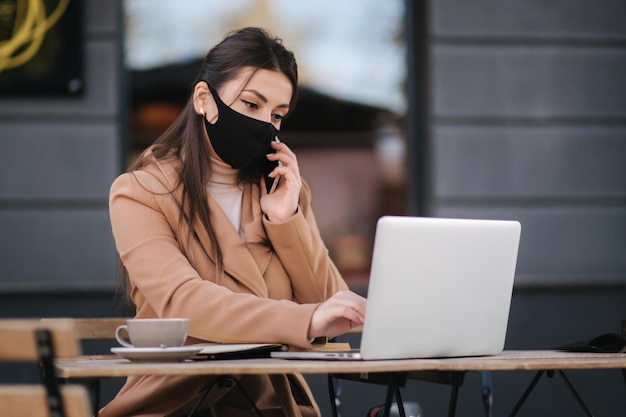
100,155 -> 348,417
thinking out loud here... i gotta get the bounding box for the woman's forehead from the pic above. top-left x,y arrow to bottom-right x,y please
222,67 -> 293,103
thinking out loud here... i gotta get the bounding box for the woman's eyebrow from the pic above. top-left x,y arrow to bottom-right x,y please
242,89 -> 290,109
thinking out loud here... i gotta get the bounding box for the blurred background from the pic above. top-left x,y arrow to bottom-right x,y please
1,0 -> 625,416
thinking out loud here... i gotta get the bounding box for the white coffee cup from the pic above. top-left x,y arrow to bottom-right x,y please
115,318 -> 189,348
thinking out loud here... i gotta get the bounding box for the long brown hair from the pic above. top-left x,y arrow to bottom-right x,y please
122,27 -> 298,288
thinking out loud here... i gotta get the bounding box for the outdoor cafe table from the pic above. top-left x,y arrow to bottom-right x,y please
55,350 -> 626,377
55,350 -> 626,417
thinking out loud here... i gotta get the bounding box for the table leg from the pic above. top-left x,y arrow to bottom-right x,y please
185,376 -> 266,417
508,370 -> 545,417
508,370 -> 596,417
328,375 -> 340,417
379,375 -> 406,417
380,383 -> 394,417
447,382 -> 460,417
330,373 -> 408,417
481,371 -> 493,417
556,370 -> 594,417
186,379 -> 217,417
93,378 -> 101,417
393,384 -> 407,417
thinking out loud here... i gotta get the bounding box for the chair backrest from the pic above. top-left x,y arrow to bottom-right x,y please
0,319 -> 81,360
0,319 -> 92,417
41,317 -> 129,341
0,385 -> 91,417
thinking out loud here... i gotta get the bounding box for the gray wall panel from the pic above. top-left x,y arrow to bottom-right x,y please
0,40 -> 120,117
432,45 -> 626,118
431,0 -> 626,39
428,0 -> 626,287
433,125 -> 626,198
434,206 -> 626,286
0,1 -> 123,292
0,208 -> 117,290
0,123 -> 119,200
85,0 -> 120,34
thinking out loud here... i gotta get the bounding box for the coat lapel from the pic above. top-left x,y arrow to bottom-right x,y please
206,183 -> 272,298
152,156 -> 273,298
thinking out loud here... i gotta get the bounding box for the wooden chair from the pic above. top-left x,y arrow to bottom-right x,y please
41,317 -> 130,415
42,318 -> 129,342
0,319 -> 92,417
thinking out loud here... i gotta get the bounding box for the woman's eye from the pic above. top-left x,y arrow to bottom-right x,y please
272,114 -> 284,122
242,100 -> 258,110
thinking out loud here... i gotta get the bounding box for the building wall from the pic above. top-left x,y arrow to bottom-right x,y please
0,1 -> 625,416
411,1 -> 626,415
0,0 -> 123,293
427,0 -> 626,287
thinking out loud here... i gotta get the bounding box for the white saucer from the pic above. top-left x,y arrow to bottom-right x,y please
111,346 -> 203,362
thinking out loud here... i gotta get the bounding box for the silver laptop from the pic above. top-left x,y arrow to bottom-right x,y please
272,215 -> 521,360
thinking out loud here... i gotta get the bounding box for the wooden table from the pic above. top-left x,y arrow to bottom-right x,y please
55,350 -> 626,417
55,350 -> 626,378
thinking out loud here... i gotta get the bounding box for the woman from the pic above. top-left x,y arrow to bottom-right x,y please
101,27 -> 367,417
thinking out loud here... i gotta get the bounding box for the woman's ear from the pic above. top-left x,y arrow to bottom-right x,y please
193,82 -> 218,122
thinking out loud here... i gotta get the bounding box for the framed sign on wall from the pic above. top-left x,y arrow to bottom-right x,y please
0,0 -> 83,97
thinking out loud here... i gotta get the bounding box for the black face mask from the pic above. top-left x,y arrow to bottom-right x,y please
203,84 -> 278,169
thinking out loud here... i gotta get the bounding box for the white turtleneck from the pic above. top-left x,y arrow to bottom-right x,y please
206,158 -> 244,240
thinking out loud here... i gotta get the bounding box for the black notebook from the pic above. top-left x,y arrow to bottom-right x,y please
191,343 -> 286,360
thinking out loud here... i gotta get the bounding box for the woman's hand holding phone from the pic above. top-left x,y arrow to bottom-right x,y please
264,137 -> 282,194
260,137 -> 302,222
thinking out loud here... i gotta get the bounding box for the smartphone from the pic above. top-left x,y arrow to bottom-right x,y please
262,136 -> 282,194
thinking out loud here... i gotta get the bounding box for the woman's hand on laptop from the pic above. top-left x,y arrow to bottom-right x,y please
308,290 -> 366,340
